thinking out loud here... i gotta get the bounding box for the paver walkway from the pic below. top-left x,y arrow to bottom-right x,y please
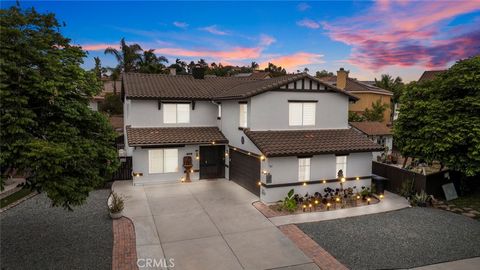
269,190 -> 410,226
113,180 -> 315,270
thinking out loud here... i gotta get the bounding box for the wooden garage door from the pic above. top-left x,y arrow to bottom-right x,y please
229,148 -> 260,196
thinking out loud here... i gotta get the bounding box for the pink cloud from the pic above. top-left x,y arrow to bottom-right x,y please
297,19 -> 320,29
260,52 -> 324,70
259,34 -> 276,46
199,25 -> 229,35
323,1 -> 480,70
81,43 -> 118,51
173,21 -> 188,28
154,47 -> 262,61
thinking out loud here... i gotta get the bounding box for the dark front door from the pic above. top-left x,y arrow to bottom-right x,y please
200,146 -> 225,179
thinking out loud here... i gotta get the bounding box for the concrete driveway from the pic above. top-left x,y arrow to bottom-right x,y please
113,180 -> 315,270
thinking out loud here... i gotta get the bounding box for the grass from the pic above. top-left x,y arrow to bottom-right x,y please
449,190 -> 480,212
0,188 -> 33,208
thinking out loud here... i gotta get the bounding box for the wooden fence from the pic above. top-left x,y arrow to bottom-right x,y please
372,161 -> 459,199
112,157 -> 132,181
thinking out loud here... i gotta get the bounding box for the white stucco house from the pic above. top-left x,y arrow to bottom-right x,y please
122,70 -> 383,203
350,121 -> 393,161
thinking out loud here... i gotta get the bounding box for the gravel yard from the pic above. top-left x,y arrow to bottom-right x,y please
298,207 -> 480,270
0,189 -> 112,270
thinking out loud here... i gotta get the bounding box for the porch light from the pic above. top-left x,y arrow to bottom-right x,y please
233,147 -> 237,151
195,151 -> 199,160
247,152 -> 251,155
211,141 -> 216,145
257,181 -> 262,186
260,155 -> 266,161
262,170 -> 268,175
225,151 -> 229,157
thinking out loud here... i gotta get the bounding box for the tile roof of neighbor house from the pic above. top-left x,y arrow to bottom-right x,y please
349,121 -> 392,136
418,70 -> 446,82
126,126 -> 228,146
319,76 -> 393,96
122,72 -> 358,101
244,129 -> 384,157
234,72 -> 271,79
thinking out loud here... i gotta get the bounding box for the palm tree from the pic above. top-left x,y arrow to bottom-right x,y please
106,66 -> 121,95
138,49 -> 168,74
375,74 -> 404,103
104,38 -> 143,72
251,61 -> 259,70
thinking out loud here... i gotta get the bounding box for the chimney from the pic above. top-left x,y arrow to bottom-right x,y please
336,67 -> 349,90
169,68 -> 176,76
192,65 -> 205,79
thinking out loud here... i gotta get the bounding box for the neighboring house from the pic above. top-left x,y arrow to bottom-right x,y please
350,122 -> 393,161
122,70 -> 383,203
418,70 -> 446,83
234,71 -> 271,79
88,96 -> 104,111
320,69 -> 393,123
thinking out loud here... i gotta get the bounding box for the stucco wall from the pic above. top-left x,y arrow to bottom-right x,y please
349,93 -> 392,123
125,99 -> 218,127
250,91 -> 349,130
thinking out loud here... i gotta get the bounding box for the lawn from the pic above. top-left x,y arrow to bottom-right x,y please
450,190 -> 480,212
0,189 -> 113,270
298,208 -> 480,270
0,188 -> 33,208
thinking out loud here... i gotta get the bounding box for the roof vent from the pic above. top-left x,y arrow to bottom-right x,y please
192,65 -> 205,79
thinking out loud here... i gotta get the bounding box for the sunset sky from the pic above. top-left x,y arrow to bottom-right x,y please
6,1 -> 480,81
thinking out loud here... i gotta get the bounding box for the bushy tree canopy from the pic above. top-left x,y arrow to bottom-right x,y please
394,56 -> 480,176
0,5 -> 119,209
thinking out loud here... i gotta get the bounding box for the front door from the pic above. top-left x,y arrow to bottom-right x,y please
199,145 -> 225,179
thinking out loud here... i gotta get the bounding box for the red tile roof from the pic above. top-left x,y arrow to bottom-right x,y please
418,70 -> 446,82
349,121 -> 392,136
126,126 -> 228,146
244,129 -> 383,157
123,72 -> 358,101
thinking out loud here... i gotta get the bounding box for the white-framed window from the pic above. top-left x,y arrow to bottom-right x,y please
289,102 -> 316,126
335,155 -> 347,178
217,103 -> 222,118
298,158 -> 311,181
163,103 -> 190,124
239,103 -> 248,128
149,149 -> 178,173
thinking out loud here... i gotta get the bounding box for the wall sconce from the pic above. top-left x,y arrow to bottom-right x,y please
195,150 -> 199,160
322,180 -> 327,184
257,181 -> 262,186
260,155 -> 266,161
211,141 -> 216,145
225,150 -> 229,157
133,172 -> 143,177
356,176 -> 360,180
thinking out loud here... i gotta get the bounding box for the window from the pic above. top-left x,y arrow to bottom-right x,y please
217,103 -> 222,119
298,158 -> 311,181
335,155 -> 347,178
163,103 -> 190,124
289,102 -> 316,126
149,149 -> 178,173
239,103 -> 248,128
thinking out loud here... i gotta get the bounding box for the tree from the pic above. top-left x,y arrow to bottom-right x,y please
315,69 -> 334,78
264,62 -> 286,77
251,61 -> 259,70
394,56 -> 480,176
348,112 -> 365,122
104,38 -> 143,73
92,57 -> 106,79
363,100 -> 389,122
375,74 -> 404,103
99,93 -> 123,115
0,5 -> 119,209
138,49 -> 168,74
169,58 -> 187,74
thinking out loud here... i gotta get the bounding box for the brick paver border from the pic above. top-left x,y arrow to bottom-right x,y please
252,201 -> 283,218
279,224 -> 349,270
112,217 -> 138,270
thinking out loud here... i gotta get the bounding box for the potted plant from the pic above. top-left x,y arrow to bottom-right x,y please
411,190 -> 432,207
108,192 -> 124,219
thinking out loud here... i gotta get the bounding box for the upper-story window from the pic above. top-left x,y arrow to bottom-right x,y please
298,158 -> 311,181
336,155 -> 347,178
163,103 -> 190,124
289,102 -> 316,126
239,103 -> 248,128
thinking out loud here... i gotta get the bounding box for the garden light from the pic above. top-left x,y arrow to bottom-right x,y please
356,176 -> 360,180
380,194 -> 384,199
303,182 -> 307,186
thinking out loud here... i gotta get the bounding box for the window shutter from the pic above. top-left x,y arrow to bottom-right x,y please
289,103 -> 303,126
302,103 -> 316,125
163,104 -> 177,123
164,149 -> 178,173
177,104 -> 190,123
149,150 -> 164,173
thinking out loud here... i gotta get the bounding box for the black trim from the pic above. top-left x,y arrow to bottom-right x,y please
301,79 -> 305,89
228,145 -> 262,158
238,101 -> 248,104
238,127 -> 247,131
288,100 -> 318,103
217,117 -> 221,120
158,100 -> 162,110
309,80 -> 312,90
140,144 -> 186,149
335,153 -> 350,156
297,155 -> 313,158
161,101 -> 191,104
191,101 -> 196,110
260,176 -> 371,188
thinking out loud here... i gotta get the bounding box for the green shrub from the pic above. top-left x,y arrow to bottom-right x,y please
281,189 -> 297,212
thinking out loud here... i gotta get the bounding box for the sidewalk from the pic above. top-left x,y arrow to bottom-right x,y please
269,191 -> 411,226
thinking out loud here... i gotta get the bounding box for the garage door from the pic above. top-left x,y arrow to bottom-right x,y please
229,148 -> 261,196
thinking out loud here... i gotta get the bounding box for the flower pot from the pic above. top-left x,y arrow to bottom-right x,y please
109,211 -> 123,219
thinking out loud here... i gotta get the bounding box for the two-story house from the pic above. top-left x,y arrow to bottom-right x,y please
122,70 -> 383,203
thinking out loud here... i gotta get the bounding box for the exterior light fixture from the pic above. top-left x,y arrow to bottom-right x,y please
303,182 -> 307,186
260,155 -> 266,161
257,181 -> 262,186
356,195 -> 360,200
233,147 -> 237,151
211,141 -> 216,145
326,203 -> 331,210
262,170 -> 268,175
195,150 -> 199,160
356,176 -> 360,180
225,152 -> 229,157
314,200 -> 319,204
379,194 -> 384,199
322,180 -> 327,184
335,197 -> 340,202
247,152 -> 251,155
133,172 -> 143,177
190,169 -> 194,173
367,198 -> 371,205
341,177 -> 346,183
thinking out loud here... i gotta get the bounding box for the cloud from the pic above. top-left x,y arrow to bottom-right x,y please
81,43 -> 118,51
322,1 -> 480,70
154,46 -> 262,61
259,34 -> 276,46
173,21 -> 188,28
297,3 -> 310,11
297,19 -> 320,29
260,52 -> 324,70
199,25 -> 229,35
